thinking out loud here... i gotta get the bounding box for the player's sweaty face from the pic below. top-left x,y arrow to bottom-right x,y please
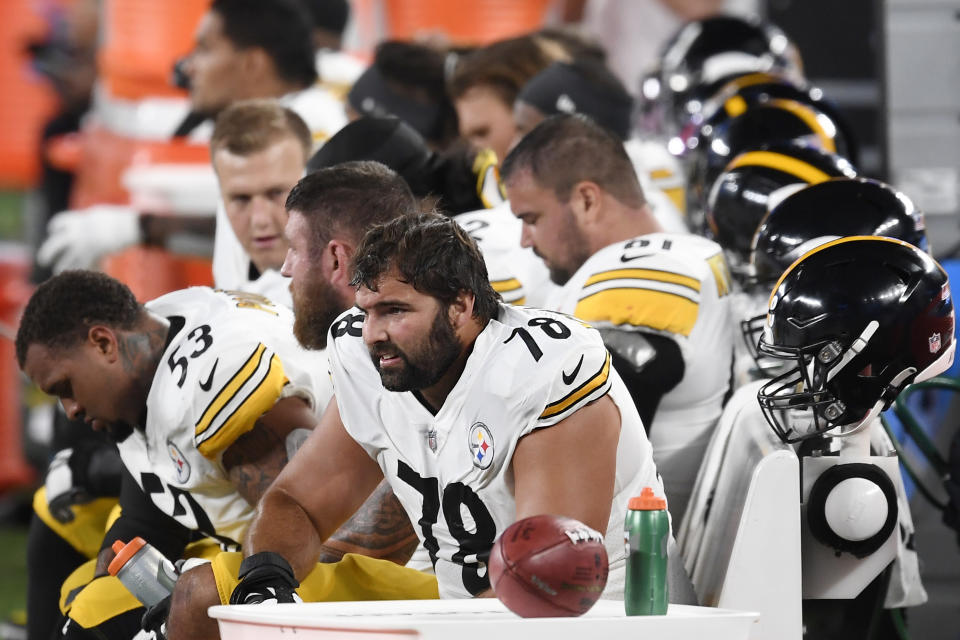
505,169 -> 590,285
357,277 -> 461,392
22,342 -> 135,442
216,137 -> 303,274
183,11 -> 246,116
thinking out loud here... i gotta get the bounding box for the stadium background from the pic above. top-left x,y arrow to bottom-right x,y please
0,0 -> 957,636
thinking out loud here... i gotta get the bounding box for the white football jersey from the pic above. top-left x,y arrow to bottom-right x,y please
454,203 -> 556,309
118,287 -> 332,547
625,137 -> 687,219
547,233 -> 734,523
326,303 -> 662,598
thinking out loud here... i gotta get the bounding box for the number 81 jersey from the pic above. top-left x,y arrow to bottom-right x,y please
118,287 -> 332,546
327,302 -> 662,598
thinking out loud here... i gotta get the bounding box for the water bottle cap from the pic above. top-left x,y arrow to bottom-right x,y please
107,536 -> 147,576
628,486 -> 666,510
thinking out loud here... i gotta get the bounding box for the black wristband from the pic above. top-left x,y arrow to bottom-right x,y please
237,552 -> 296,581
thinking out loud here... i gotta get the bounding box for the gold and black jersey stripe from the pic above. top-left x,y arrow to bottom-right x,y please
539,352 -> 611,422
194,344 -> 288,458
491,277 -> 525,305
574,267 -> 702,337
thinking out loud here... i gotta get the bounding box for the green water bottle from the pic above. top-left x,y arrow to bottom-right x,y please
624,486 -> 669,615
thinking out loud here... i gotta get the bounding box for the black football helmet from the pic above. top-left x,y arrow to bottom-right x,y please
742,177 -> 929,368
682,72 -> 859,165
685,99 -> 855,228
639,16 -> 803,137
756,237 -> 954,443
706,142 -> 857,282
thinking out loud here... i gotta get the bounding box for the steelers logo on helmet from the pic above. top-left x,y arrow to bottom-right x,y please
756,237 -> 955,444
705,141 -> 857,283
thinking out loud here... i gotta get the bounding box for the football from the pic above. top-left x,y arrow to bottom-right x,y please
488,514 -> 608,617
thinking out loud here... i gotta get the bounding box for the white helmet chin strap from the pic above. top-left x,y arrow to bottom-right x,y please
825,320 -> 879,383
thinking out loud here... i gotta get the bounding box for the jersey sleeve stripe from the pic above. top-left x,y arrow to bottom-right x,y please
662,187 -> 685,213
491,278 -> 525,305
575,288 -> 699,336
584,268 -> 701,293
196,353 -> 288,458
196,344 -> 267,438
490,278 -> 523,293
539,352 -> 611,420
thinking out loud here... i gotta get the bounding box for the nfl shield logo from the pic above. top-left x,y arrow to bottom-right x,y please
468,422 -> 494,470
929,333 -> 942,354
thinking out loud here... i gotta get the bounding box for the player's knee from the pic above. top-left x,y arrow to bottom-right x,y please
167,563 -> 222,639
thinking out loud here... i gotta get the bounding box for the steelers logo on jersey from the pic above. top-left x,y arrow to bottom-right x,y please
168,441 -> 191,483
468,422 -> 494,470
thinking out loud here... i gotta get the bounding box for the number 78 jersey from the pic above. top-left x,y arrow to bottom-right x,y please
327,303 -> 662,598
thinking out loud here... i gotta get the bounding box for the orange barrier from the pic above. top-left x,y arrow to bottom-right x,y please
0,0 -> 62,187
101,249 -> 213,303
70,124 -> 210,209
0,246 -> 37,491
99,0 -> 208,100
68,124 -> 214,301
382,0 -> 555,45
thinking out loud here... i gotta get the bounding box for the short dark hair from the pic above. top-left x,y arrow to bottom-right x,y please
350,213 -> 501,324
447,35 -> 568,105
286,161 -> 418,252
501,114 -> 645,207
211,0 -> 318,88
15,271 -> 143,367
298,0 -> 349,36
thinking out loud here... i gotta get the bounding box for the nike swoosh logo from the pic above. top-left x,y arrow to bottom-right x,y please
199,359 -> 218,392
562,355 -> 584,385
620,253 -> 654,263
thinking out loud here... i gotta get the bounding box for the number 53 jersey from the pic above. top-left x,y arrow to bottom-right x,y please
327,302 -> 663,598
119,287 -> 332,546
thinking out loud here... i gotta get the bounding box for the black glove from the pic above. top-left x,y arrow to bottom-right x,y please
45,442 -> 123,523
141,594 -> 171,640
228,552 -> 302,605
45,447 -> 90,523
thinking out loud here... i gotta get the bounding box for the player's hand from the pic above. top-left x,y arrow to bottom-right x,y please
37,205 -> 142,273
141,594 -> 171,640
44,447 -> 91,523
45,442 -> 122,523
228,552 -> 302,605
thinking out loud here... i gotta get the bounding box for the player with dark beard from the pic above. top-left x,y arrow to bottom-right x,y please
281,160 -> 421,353
164,212 -> 697,640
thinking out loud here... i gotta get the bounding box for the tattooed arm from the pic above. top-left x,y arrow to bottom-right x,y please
222,396 -> 316,507
317,479 -> 419,565
223,397 -> 419,565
